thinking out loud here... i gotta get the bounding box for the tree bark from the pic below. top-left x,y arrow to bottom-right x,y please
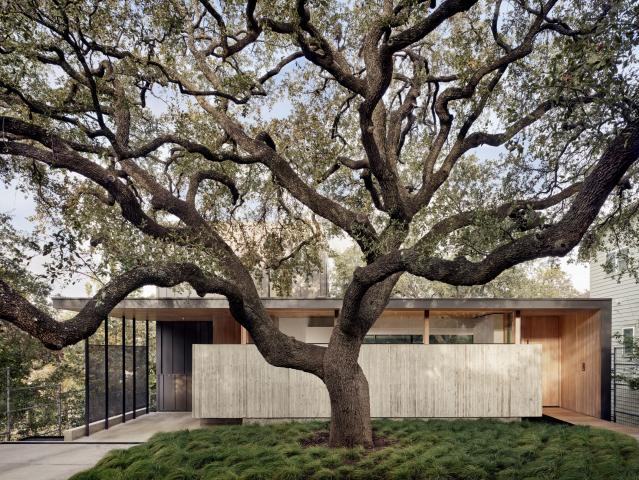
323,329 -> 373,448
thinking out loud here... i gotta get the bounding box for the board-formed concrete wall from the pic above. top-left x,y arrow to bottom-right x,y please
192,344 -> 542,419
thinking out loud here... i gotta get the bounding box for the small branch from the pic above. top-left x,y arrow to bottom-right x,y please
187,169 -> 240,205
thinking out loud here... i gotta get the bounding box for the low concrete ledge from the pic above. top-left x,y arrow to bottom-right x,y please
240,417 -> 522,425
63,408 -> 149,441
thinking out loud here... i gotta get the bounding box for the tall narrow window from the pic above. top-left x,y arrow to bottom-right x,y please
623,327 -> 635,356
607,248 -> 629,274
618,248 -> 629,273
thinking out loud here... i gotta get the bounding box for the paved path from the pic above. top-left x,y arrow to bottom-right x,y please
543,407 -> 639,440
75,411 -> 200,443
0,413 -> 201,479
0,442 -> 133,480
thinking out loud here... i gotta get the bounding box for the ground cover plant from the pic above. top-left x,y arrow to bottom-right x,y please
70,419 -> 639,480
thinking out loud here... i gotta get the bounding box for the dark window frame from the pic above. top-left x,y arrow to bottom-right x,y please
429,334 -> 474,344
363,334 -> 424,344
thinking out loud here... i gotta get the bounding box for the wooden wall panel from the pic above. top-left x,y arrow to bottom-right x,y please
192,344 -> 541,419
213,312 -> 241,344
521,316 -> 560,406
559,311 -> 601,417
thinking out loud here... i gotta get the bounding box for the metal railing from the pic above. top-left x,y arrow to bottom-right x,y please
1,367 -> 156,441
2,317 -> 157,441
1,368 -> 85,441
612,347 -> 639,427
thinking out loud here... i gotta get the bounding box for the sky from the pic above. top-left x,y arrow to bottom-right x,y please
1,181 -> 90,297
1,179 -> 591,298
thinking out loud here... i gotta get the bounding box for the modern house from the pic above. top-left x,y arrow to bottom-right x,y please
53,282 -> 612,430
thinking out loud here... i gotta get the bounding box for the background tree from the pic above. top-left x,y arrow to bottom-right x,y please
0,0 -> 638,447
331,244 -> 581,298
0,213 -> 57,384
0,214 -> 84,437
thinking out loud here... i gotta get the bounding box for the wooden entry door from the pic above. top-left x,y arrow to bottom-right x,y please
521,316 -> 560,406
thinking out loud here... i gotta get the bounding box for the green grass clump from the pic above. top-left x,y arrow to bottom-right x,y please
70,419 -> 639,480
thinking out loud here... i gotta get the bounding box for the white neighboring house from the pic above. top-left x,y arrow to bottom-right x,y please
590,248 -> 638,352
590,247 -> 639,426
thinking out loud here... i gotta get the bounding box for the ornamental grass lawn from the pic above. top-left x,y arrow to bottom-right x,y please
70,419 -> 639,480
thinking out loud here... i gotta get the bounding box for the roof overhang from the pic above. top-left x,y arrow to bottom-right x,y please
51,296 -> 612,322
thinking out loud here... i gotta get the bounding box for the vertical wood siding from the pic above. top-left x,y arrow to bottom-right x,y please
212,312 -> 242,344
559,310 -> 601,417
521,316 -> 560,406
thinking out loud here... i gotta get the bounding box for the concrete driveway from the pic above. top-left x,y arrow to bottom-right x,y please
0,412 -> 201,479
0,442 -> 133,480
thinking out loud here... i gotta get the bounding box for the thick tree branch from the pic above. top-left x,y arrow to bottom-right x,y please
354,119 -> 639,291
0,117 -> 175,240
385,0 -> 479,53
0,263 -> 326,376
415,182 -> 584,251
123,135 -> 260,164
412,2 -> 557,212
0,263 -> 235,349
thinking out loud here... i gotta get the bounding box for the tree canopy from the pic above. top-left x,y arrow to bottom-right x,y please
0,0 -> 638,446
331,245 -> 580,298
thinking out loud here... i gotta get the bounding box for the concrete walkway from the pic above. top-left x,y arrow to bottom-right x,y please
0,442 -> 132,480
72,412 -> 200,443
0,413 -> 201,479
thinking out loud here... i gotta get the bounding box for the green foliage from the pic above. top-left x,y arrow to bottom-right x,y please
612,332 -> 639,390
0,213 -> 82,436
69,419 -> 639,480
331,244 -> 580,298
0,214 -> 93,437
0,314 -> 85,437
0,0 -> 636,295
0,213 -> 50,302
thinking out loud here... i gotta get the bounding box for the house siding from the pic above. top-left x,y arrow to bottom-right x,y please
590,249 -> 639,425
590,249 -> 639,344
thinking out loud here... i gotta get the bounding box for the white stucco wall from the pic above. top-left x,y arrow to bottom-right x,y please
278,317 -> 308,342
305,327 -> 333,344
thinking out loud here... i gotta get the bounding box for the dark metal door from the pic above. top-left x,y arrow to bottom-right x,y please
156,321 -> 212,411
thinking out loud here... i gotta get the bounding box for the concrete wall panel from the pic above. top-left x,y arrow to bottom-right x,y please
193,344 -> 542,419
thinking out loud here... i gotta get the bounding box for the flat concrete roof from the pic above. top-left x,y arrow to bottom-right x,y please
52,296 -> 611,321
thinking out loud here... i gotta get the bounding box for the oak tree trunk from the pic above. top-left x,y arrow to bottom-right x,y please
324,331 -> 373,448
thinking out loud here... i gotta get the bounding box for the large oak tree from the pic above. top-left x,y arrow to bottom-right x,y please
0,0 -> 638,447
